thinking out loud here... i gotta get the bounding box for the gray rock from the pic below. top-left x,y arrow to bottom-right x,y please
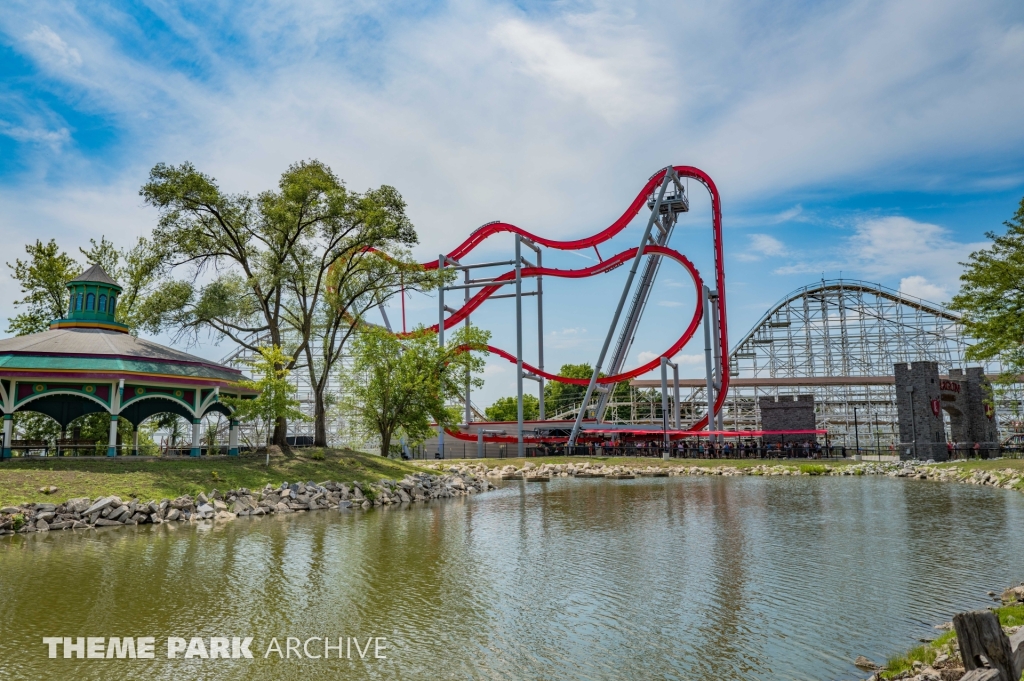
1,506 -> 21,514
165,508 -> 180,521
35,519 -> 49,531
196,503 -> 214,515
197,492 -> 209,504
338,500 -> 352,509
84,497 -> 115,515
36,511 -> 55,522
94,518 -> 121,527
66,498 -> 91,513
108,506 -> 130,522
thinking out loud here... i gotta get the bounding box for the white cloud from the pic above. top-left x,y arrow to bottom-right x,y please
847,216 -> 985,289
0,120 -> 70,149
23,25 -> 82,70
898,275 -> 949,303
772,205 -> 803,223
636,350 -> 658,366
489,17 -> 669,125
737,233 -> 787,261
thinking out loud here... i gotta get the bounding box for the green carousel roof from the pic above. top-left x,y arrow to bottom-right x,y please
0,265 -> 248,388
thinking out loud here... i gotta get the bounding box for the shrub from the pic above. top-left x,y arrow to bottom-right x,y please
800,464 -> 827,476
11,513 -> 25,531
309,450 -> 326,461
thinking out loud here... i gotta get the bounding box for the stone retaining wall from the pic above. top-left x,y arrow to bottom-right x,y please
0,471 -> 495,536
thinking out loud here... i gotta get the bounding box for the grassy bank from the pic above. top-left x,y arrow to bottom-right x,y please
880,604 -> 1024,679
0,449 -> 430,507
438,456 -> 861,470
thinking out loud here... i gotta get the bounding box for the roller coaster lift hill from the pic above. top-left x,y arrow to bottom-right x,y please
402,165 -> 734,458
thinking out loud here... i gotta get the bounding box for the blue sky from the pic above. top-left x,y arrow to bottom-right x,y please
2,0 -> 1023,409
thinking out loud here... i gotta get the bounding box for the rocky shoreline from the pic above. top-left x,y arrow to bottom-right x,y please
0,471 -> 495,537
3,458 -> 1021,540
851,584 -> 1024,681
426,459 -> 1024,493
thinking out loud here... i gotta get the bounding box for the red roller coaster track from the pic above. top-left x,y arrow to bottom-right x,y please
408,165 -> 727,442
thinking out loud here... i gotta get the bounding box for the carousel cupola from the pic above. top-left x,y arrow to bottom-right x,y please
50,264 -> 129,333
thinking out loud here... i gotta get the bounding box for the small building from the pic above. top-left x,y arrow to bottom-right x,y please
0,265 -> 258,457
894,361 -> 999,461
758,395 -> 817,444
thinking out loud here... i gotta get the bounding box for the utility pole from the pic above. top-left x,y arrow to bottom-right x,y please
438,254 -> 446,460
853,405 -> 860,460
515,235 -> 524,458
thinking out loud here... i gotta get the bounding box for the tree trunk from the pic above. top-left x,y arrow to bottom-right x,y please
380,430 -> 391,458
273,416 -> 288,447
313,390 -> 327,447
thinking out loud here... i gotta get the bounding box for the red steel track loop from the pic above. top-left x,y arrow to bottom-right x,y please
410,165 -> 728,438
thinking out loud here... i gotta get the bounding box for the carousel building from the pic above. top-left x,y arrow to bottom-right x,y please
0,265 -> 257,457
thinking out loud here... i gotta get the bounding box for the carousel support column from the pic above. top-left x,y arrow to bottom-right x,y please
2,413 -> 12,459
229,420 -> 239,456
191,418 -> 202,457
107,414 -> 119,457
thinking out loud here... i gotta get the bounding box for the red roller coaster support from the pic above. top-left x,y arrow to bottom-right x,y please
403,165 -> 727,441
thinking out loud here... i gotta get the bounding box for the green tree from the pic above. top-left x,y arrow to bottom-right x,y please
221,346 -> 307,449
80,236 -> 164,332
6,239 -> 79,335
949,197 -> 1024,382
139,160 -> 424,446
341,324 -> 489,457
485,394 -> 539,421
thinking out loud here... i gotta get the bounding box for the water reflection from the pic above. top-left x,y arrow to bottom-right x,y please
1,476 -> 1023,680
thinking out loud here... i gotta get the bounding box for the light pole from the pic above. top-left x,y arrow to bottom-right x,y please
853,405 -> 860,460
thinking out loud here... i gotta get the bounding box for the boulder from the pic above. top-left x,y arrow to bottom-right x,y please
95,518 -> 122,527
35,519 -> 49,531
66,497 -> 91,512
165,508 -> 180,521
83,497 -> 115,516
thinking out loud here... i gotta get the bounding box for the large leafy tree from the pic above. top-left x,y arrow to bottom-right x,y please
221,345 -> 307,450
484,394 -> 539,422
949,197 -> 1024,382
341,325 -> 489,457
139,160 -> 423,446
6,239 -> 79,335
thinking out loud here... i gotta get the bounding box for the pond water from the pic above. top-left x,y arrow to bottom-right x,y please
2,475 -> 1024,680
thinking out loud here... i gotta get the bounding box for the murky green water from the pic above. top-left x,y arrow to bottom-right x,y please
2,475 -> 1024,680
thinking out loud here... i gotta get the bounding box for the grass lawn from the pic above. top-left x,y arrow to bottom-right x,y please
935,458 -> 1024,472
0,448 -> 430,507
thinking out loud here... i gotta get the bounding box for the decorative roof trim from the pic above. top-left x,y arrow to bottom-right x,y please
0,350 -> 243,375
0,369 -> 257,392
49,320 -> 130,333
